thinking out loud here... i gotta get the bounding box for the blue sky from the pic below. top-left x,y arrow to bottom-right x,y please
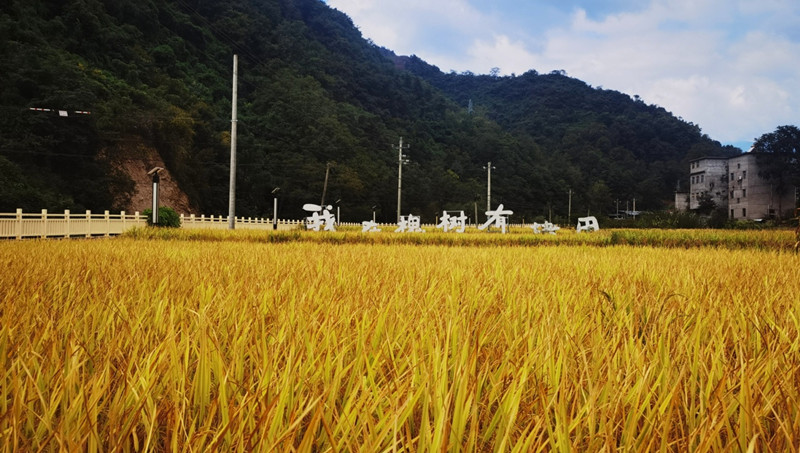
323,0 -> 799,150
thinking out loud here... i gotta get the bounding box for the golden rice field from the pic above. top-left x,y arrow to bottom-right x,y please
2,229 -> 800,451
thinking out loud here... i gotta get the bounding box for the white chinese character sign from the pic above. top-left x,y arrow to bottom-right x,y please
395,215 -> 425,233
577,216 -> 600,233
436,211 -> 467,233
531,221 -> 560,235
479,204 -> 513,234
361,220 -> 381,232
303,203 -> 336,232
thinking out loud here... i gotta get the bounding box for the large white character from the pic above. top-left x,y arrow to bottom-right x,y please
361,220 -> 381,232
395,215 -> 425,233
479,204 -> 513,234
436,210 -> 467,233
303,203 -> 336,231
532,221 -> 560,235
577,216 -> 600,233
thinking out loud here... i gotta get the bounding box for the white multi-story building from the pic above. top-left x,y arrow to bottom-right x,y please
688,157 -> 728,211
678,154 -> 796,220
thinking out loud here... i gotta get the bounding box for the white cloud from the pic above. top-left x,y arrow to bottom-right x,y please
327,0 -> 488,54
325,0 -> 799,145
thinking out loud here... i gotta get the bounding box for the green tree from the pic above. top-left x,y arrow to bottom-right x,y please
751,125 -> 800,192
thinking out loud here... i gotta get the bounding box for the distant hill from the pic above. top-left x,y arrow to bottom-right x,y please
0,0 -> 739,222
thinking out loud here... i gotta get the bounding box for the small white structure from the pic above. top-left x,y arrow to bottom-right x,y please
395,215 -> 425,233
303,203 -> 336,232
576,216 -> 600,233
361,220 -> 381,232
479,204 -> 513,234
436,210 -> 467,233
532,221 -> 560,235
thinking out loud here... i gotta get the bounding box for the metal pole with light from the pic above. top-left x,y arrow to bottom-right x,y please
271,187 -> 280,230
147,167 -> 164,225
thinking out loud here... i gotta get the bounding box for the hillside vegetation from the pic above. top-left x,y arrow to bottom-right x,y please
0,0 -> 738,221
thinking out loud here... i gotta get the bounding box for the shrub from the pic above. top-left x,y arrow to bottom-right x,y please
142,206 -> 181,228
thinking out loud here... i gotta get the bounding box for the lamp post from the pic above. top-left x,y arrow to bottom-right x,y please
271,187 -> 280,230
372,205 -> 377,223
147,167 -> 164,225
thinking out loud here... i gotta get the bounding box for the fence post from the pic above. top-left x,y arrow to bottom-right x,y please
104,210 -> 110,237
134,212 -> 140,227
14,208 -> 22,239
121,211 -> 126,231
86,210 -> 92,238
65,209 -> 71,238
41,209 -> 47,239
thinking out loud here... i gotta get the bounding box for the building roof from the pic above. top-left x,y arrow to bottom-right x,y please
688,156 -> 734,163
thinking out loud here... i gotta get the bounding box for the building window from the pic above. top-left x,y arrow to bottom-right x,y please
742,208 -> 746,217
731,173 -> 734,180
743,189 -> 746,197
737,163 -> 741,169
731,209 -> 734,218
737,198 -> 740,203
743,170 -> 746,179
700,174 -> 704,183
730,190 -> 734,198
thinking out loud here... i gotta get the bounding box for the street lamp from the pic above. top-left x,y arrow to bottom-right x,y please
147,167 -> 164,225
271,187 -> 280,230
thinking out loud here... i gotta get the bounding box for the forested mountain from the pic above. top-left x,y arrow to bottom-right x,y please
0,0 -> 739,222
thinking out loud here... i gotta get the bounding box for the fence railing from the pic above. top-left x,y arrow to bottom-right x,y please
0,209 -> 302,239
0,209 -> 147,239
179,214 -> 302,231
1,209 -> 547,240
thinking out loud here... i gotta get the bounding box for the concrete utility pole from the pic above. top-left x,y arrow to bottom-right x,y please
484,162 -> 495,211
228,54 -> 238,230
395,137 -> 410,223
474,194 -> 479,227
568,188 -> 573,225
321,162 -> 333,206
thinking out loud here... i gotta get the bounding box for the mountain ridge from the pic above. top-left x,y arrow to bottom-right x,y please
0,0 -> 738,222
